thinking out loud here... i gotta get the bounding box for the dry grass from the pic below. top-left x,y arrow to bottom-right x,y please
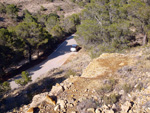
0,0 -> 82,17
63,54 -> 76,65
82,53 -> 134,78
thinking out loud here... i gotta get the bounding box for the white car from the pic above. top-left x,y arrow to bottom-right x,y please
70,44 -> 79,52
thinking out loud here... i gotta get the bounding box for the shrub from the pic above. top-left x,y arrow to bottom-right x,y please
63,14 -> 80,33
136,83 -> 143,91
0,3 -> 6,14
45,14 -> 59,32
78,1 -> 85,7
15,71 -> 32,86
64,69 -> 76,78
98,84 -> 113,94
50,25 -> 64,38
109,78 -> 117,86
23,10 -> 37,22
0,81 -> 11,94
103,93 -> 120,105
56,6 -> 62,11
6,4 -> 19,19
122,83 -> 133,94
40,6 -> 46,11
2,81 -> 10,90
97,78 -> 117,94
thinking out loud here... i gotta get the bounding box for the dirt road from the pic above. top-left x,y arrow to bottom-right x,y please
9,35 -> 77,89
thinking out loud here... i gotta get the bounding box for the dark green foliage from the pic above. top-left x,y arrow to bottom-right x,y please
76,0 -> 150,57
0,3 -> 6,14
45,15 -> 59,32
51,25 -> 64,39
0,81 -> 11,94
23,10 -> 37,23
0,28 -> 24,78
37,13 -> 60,32
15,71 -> 32,86
0,28 -> 10,46
6,4 -> 19,20
14,21 -> 51,62
63,14 -> 80,33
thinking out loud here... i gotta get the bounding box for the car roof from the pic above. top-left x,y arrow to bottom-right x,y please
71,44 -> 77,47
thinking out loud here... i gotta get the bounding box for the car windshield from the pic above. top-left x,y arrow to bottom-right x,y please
72,44 -> 77,47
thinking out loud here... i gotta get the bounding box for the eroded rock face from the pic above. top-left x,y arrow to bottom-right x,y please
30,92 -> 49,108
11,52 -> 150,113
121,101 -> 131,113
50,83 -> 64,96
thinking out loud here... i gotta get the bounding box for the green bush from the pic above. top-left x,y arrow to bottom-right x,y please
45,14 -> 59,32
2,81 -> 11,90
63,14 -> 80,33
0,81 -> 11,94
6,4 -> 19,19
50,25 -> 64,38
15,71 -> 32,86
78,1 -> 85,7
103,93 -> 120,105
0,3 -> 6,14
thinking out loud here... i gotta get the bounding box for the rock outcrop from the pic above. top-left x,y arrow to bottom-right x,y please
6,48 -> 150,113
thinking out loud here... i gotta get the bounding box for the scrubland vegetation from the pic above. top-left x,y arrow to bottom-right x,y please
1,0 -> 150,112
0,2 -> 80,81
75,0 -> 150,58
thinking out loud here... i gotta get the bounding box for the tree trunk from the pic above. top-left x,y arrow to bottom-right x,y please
28,46 -> 32,63
143,34 -> 148,46
0,67 -> 5,79
141,25 -> 148,46
37,50 -> 39,59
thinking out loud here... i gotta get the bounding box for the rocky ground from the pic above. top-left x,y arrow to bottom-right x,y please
1,44 -> 150,113
1,45 -> 150,113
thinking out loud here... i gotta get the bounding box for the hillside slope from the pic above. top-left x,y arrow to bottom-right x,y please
0,0 -> 82,17
9,45 -> 150,113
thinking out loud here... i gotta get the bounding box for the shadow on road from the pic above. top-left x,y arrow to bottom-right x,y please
27,36 -> 74,74
0,74 -> 66,112
8,36 -> 75,83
